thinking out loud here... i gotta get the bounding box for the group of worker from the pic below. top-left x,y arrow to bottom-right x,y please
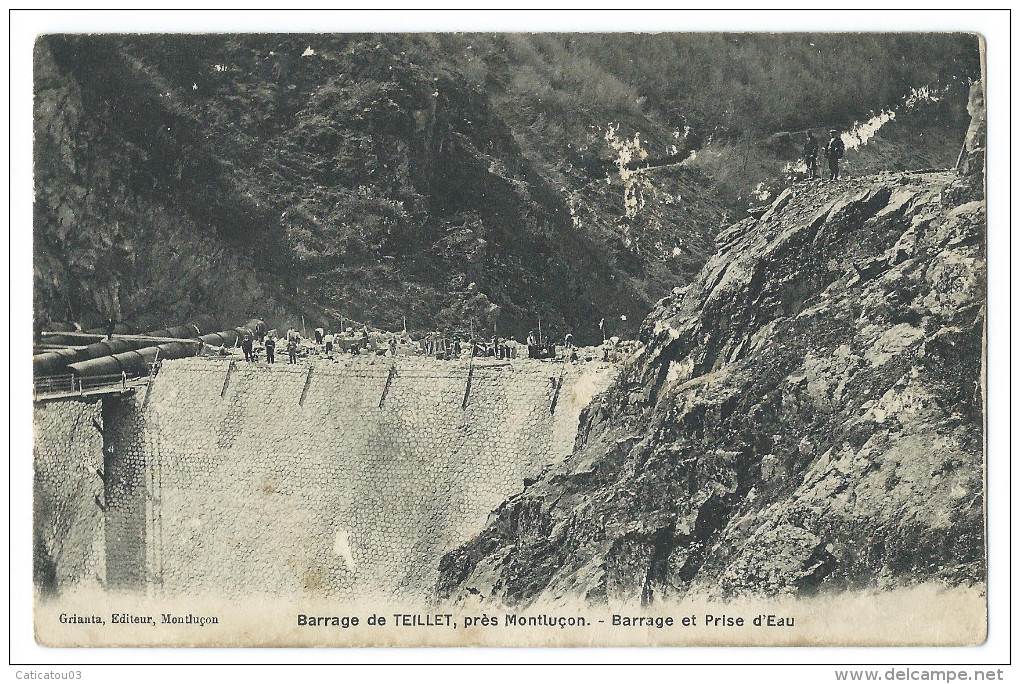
219,321 -> 606,367
227,326 -> 394,364
421,331 -> 456,358
419,332 -> 573,361
802,128 -> 846,181
236,327 -> 302,365
420,334 -> 512,360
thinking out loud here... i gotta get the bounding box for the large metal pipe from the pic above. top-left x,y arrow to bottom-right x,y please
115,349 -> 152,377
66,355 -> 122,378
36,337 -> 155,376
196,324 -> 259,350
217,330 -> 240,347
148,324 -> 201,339
159,341 -> 193,359
59,322 -> 261,379
68,339 -> 199,378
40,334 -> 103,346
199,332 -> 226,347
35,323 -> 203,376
33,347 -> 83,376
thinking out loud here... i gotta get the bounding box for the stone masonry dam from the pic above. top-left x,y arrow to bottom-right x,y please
34,355 -> 618,601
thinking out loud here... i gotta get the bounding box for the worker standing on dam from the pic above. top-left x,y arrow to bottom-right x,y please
264,334 -> 276,364
436,332 -> 448,359
287,335 -> 298,364
324,330 -> 334,356
241,329 -> 255,363
825,128 -> 845,181
564,333 -> 577,362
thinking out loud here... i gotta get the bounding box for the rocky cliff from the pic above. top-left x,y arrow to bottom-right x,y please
437,128 -> 986,604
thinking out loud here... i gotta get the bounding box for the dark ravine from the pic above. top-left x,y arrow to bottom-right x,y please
436,85 -> 986,606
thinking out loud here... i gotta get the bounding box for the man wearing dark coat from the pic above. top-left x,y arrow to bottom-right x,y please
825,129 -> 846,180
803,131 -> 819,179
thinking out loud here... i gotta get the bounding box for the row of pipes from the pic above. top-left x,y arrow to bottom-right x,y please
39,323 -> 200,347
33,320 -> 264,380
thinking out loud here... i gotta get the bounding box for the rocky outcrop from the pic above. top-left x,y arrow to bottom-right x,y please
437,170 -> 985,606
33,40 -> 279,333
957,80 -> 986,201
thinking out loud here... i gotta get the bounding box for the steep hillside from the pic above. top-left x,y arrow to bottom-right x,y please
686,82 -> 975,210
33,34 -> 979,343
33,34 -> 729,343
436,97 -> 986,604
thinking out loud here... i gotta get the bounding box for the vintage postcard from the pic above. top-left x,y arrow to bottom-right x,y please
30,30 -> 987,648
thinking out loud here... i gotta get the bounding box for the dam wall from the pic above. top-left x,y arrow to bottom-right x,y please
33,400 -> 106,592
48,355 -> 617,600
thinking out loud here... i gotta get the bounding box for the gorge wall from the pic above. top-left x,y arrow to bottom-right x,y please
438,165 -> 986,607
33,400 -> 106,592
34,356 -> 617,600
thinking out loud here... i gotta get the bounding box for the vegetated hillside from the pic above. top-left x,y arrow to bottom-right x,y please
428,33 -> 979,248
34,34 -> 725,343
33,33 -> 980,343
436,85 -> 986,606
689,88 -> 975,212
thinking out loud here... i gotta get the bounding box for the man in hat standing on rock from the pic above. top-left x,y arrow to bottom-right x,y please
803,131 -> 819,179
825,129 -> 845,181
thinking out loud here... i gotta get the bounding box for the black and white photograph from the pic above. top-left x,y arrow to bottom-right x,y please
14,10 -> 1005,664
